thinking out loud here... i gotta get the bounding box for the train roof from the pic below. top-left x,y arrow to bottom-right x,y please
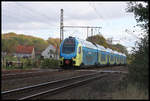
113,51 -> 122,56
122,53 -> 126,57
76,38 -> 109,51
72,37 -> 127,57
113,51 -> 119,54
76,38 -> 97,50
118,52 -> 126,57
95,44 -> 106,51
105,48 -> 113,53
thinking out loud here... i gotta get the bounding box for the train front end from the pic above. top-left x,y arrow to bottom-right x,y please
59,37 -> 79,68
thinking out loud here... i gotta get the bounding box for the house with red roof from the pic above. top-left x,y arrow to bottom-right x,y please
14,45 -> 35,58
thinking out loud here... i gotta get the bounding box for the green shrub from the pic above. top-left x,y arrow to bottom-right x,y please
126,1 -> 149,90
40,58 -> 59,69
23,58 -> 32,69
128,34 -> 149,89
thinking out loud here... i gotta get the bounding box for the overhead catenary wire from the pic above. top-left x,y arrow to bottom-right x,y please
88,3 -> 137,52
14,3 -> 60,29
4,3 -> 41,22
2,2 -> 62,36
89,3 -> 103,19
15,2 -> 52,22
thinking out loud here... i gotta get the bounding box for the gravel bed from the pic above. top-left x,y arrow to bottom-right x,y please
2,68 -> 56,75
2,70 -> 95,91
2,69 -> 62,80
44,73 -> 127,100
2,66 -> 128,92
83,66 -> 128,72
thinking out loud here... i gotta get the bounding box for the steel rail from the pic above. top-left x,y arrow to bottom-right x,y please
2,71 -> 46,76
2,72 -> 101,99
19,73 -> 107,100
2,69 -> 61,80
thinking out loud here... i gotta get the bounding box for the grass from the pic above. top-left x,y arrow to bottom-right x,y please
112,83 -> 148,99
71,74 -> 149,100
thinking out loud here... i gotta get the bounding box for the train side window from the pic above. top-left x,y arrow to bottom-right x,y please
78,46 -> 81,54
101,53 -> 106,61
107,55 -> 109,60
110,55 -> 113,61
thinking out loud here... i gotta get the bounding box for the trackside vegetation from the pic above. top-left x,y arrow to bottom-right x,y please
112,1 -> 149,99
127,1 -> 149,90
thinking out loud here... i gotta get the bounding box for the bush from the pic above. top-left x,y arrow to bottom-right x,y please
126,1 -> 149,89
128,34 -> 149,89
23,58 -> 33,69
112,82 -> 148,99
40,58 -> 59,69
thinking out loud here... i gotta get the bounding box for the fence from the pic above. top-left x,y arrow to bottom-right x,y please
5,61 -> 23,69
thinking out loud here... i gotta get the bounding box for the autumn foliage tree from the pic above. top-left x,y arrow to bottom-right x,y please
2,32 -> 49,54
86,34 -> 108,48
47,37 -> 60,55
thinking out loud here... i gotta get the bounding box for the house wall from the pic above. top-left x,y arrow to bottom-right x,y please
41,45 -> 59,59
14,53 -> 32,58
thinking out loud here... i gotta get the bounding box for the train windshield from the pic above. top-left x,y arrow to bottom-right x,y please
62,38 -> 75,54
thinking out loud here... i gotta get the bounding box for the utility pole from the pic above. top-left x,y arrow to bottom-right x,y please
91,28 -> 93,41
60,9 -> 64,44
87,27 -> 89,38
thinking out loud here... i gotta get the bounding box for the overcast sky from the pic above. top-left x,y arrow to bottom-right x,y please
2,1 -> 144,53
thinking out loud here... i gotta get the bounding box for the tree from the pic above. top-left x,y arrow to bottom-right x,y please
126,1 -> 149,33
126,1 -> 149,88
2,33 -> 49,54
112,44 -> 128,55
2,37 -> 19,55
47,37 -> 60,54
86,34 -> 109,48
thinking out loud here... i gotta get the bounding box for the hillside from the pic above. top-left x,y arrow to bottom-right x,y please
2,32 -> 59,54
2,32 -> 128,55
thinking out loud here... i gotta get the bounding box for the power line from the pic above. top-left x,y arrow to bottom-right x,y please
3,3 -> 61,32
64,25 -> 101,38
89,3 -> 103,19
64,25 -> 101,29
3,3 -> 51,24
14,2 -> 60,30
15,3 -> 52,21
6,3 -> 39,21
88,3 -> 136,51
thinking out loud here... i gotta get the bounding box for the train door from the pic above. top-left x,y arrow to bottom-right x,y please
98,51 -> 101,65
100,51 -> 107,65
73,45 -> 82,67
106,52 -> 110,65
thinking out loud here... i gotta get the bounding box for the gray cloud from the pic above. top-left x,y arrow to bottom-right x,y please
2,2 -> 133,30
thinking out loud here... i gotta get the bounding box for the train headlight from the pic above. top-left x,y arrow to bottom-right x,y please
65,60 -> 70,64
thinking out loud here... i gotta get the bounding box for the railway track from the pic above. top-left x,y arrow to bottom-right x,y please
2,71 -> 108,100
2,70 -> 127,100
2,66 -> 127,80
2,69 -> 66,80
